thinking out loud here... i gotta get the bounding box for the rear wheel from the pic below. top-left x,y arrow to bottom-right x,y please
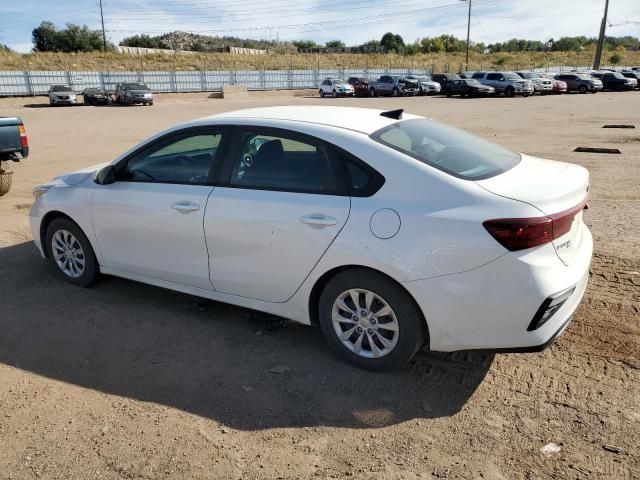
45,218 -> 98,287
369,88 -> 377,97
392,88 -> 400,97
319,89 -> 324,98
505,86 -> 515,97
579,85 -> 587,94
318,269 -> 426,371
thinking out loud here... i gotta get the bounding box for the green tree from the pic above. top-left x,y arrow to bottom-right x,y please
32,21 -> 110,52
609,52 -> 622,65
292,40 -> 319,49
32,21 -> 59,52
0,43 -> 11,52
325,40 -> 346,48
380,32 -> 405,53
121,34 -> 168,49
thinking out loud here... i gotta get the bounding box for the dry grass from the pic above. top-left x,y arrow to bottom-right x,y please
1,48 -> 639,72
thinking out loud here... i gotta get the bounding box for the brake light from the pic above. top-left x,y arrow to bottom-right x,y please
18,124 -> 28,148
483,199 -> 587,251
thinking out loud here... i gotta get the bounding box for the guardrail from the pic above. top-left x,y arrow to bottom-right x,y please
0,65 -> 623,96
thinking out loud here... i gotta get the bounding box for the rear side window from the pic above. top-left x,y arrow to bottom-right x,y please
371,119 -> 521,181
335,150 -> 385,197
487,73 -> 502,80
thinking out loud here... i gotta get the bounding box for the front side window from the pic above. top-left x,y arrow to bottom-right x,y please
229,131 -> 338,194
120,132 -> 221,184
487,73 -> 502,80
371,119 -> 521,180
472,73 -> 484,79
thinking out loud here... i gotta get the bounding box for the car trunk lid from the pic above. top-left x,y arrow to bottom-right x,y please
476,155 -> 589,265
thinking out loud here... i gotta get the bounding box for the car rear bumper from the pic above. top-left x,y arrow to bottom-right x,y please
403,226 -> 592,352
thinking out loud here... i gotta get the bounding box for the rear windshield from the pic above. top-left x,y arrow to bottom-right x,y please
124,83 -> 149,90
371,119 -> 521,180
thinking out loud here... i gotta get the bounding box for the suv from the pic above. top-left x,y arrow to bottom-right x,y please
115,82 -> 153,105
590,71 -> 637,91
405,75 -> 441,95
472,71 -> 534,97
621,70 -> 640,89
48,85 -> 77,106
515,72 -> 553,95
368,75 -> 419,97
82,87 -> 110,105
346,77 -> 370,97
319,78 -> 354,97
431,73 -> 461,89
554,73 -> 603,93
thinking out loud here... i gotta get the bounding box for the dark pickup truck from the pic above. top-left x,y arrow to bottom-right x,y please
0,117 -> 29,196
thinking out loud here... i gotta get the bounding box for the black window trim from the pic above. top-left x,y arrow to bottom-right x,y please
114,125 -> 232,186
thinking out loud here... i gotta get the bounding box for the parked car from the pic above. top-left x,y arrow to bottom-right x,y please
115,82 -> 153,105
319,78 -> 354,97
541,74 -> 568,94
445,79 -> 495,97
431,73 -> 461,89
590,71 -> 637,91
406,75 -> 441,95
48,85 -> 77,106
346,77 -> 370,97
368,75 -> 419,97
515,72 -> 553,95
83,88 -> 111,105
621,70 -> 640,89
30,106 -> 592,370
554,73 -> 603,93
472,71 -> 534,97
0,116 -> 29,196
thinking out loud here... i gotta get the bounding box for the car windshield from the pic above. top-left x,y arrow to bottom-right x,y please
51,85 -> 73,92
523,73 -> 540,79
464,79 -> 482,86
371,119 -> 521,180
390,76 -> 402,81
124,83 -> 149,90
502,72 -> 522,80
609,72 -> 625,79
576,74 -> 593,80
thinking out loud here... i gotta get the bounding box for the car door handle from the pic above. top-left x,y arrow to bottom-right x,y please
171,201 -> 200,213
300,214 -> 338,227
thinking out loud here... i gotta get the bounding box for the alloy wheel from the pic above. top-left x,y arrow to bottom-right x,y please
51,229 -> 86,278
331,288 -> 399,359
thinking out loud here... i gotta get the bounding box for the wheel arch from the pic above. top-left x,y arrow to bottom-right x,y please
40,210 -> 92,260
307,264 -> 429,347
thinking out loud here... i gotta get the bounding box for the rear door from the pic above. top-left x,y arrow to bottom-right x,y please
204,127 -> 350,302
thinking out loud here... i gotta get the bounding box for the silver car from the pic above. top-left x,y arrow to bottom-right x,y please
516,72 -> 553,95
48,85 -> 77,106
115,82 -> 153,106
406,75 -> 441,95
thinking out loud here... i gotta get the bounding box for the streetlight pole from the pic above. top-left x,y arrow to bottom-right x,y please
464,0 -> 472,71
593,0 -> 610,69
99,0 -> 107,52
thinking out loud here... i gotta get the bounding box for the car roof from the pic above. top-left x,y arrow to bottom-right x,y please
206,106 -> 422,135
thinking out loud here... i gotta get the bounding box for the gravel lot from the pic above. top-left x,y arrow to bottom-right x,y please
0,92 -> 638,480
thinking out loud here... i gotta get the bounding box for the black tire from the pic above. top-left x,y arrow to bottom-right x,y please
318,269 -> 427,371
523,93 -> 530,97
332,89 -> 337,98
579,85 -> 587,94
45,218 -> 98,287
392,88 -> 400,97
319,89 -> 324,98
505,86 -> 515,97
369,88 -> 377,97
446,92 -> 452,97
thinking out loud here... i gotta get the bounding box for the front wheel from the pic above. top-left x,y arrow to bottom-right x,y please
392,88 -> 400,97
579,85 -> 587,94
505,86 -> 515,97
45,218 -> 98,287
319,89 -> 324,98
318,269 -> 426,371
369,88 -> 377,97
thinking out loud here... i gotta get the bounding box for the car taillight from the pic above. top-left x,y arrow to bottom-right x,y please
483,199 -> 587,251
18,124 -> 28,148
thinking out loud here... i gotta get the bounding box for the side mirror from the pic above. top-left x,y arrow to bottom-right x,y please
95,165 -> 116,185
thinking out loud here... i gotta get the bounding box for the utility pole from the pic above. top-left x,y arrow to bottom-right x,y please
99,0 -> 107,52
465,0 -> 472,71
593,0 -> 610,70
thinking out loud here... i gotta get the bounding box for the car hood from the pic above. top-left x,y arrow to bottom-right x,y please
418,81 -> 439,87
48,162 -> 109,186
126,90 -> 152,95
51,91 -> 75,96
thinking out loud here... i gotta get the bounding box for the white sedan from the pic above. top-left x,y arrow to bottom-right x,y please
30,106 -> 592,370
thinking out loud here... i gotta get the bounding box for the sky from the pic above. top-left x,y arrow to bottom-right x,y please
1,0 -> 639,53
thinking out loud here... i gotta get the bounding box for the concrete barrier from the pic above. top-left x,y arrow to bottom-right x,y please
222,85 -> 248,99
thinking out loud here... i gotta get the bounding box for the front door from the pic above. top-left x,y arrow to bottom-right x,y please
92,128 -> 225,290
204,128 -> 350,303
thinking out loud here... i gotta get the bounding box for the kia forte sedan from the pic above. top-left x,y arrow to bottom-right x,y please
30,106 -> 592,370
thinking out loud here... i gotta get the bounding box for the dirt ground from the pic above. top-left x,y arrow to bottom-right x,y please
0,92 -> 638,480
